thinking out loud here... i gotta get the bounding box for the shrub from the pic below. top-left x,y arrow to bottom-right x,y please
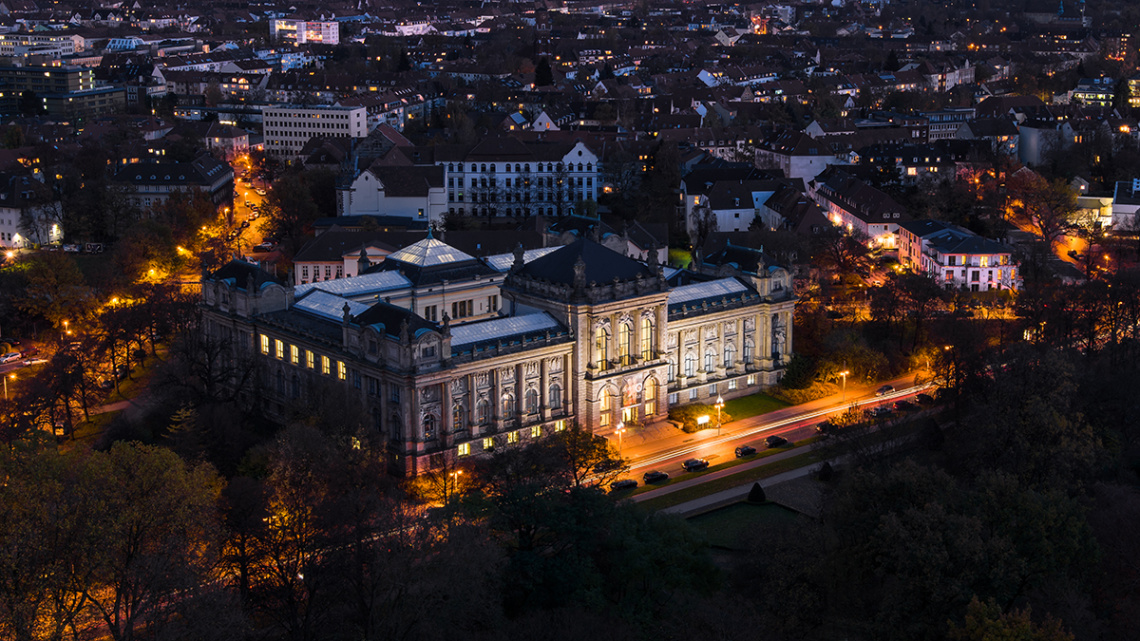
770,381 -> 836,405
779,354 -> 816,389
747,482 -> 767,503
667,403 -> 733,433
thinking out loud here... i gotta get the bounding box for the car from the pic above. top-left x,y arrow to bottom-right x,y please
610,479 -> 638,492
816,420 -> 836,434
682,458 -> 709,472
875,385 -> 895,397
255,188 -> 266,195
643,470 -> 670,484
240,221 -> 250,229
735,445 -> 757,458
916,393 -> 935,405
894,400 -> 916,412
865,406 -> 894,419
98,378 -> 114,390
22,358 -> 46,366
0,352 -> 21,363
765,435 -> 788,448
114,365 -> 129,380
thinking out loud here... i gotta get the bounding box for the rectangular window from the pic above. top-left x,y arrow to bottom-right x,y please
457,443 -> 470,456
367,376 -> 378,396
600,412 -> 610,427
260,335 -> 270,355
507,431 -> 519,444
423,305 -> 437,322
531,425 -> 541,438
306,350 -> 315,369
728,379 -> 738,390
689,389 -> 699,400
708,384 -> 717,397
289,345 -> 299,364
321,355 -> 331,375
390,385 -> 400,403
747,375 -> 757,386
352,371 -> 361,389
337,361 -> 346,380
668,392 -> 679,404
553,419 -> 565,432
275,340 -> 284,359
483,437 -> 494,450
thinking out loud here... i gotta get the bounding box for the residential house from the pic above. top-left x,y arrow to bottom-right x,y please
897,219 -> 1020,291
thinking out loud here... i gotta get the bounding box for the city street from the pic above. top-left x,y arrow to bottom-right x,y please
604,372 -> 928,481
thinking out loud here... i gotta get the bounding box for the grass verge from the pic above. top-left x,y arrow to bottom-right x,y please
688,502 -> 801,548
636,447 -> 824,512
67,409 -> 122,446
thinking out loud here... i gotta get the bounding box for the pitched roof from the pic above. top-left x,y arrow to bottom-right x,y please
209,260 -> 281,291
513,237 -> 656,286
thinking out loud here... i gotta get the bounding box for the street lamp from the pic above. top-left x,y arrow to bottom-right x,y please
3,373 -> 13,400
715,395 -> 724,435
446,469 -> 463,505
839,370 -> 850,403
615,421 -> 625,454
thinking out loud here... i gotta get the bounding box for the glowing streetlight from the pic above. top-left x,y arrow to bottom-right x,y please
615,421 -> 625,454
446,469 -> 463,504
839,370 -> 850,403
715,395 -> 724,435
3,373 -> 13,400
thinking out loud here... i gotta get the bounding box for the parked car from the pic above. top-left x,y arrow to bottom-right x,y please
114,365 -> 129,380
22,358 -> 46,366
643,470 -> 670,484
875,384 -> 895,397
894,400 -> 916,412
255,188 -> 267,195
916,393 -> 935,405
816,420 -> 835,434
681,458 -> 709,472
610,479 -> 637,492
0,352 -> 21,363
734,444 -> 757,458
765,435 -> 788,448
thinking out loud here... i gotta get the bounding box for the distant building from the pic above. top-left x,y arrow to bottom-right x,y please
809,167 -> 911,248
271,18 -> 340,45
1111,179 -> 1140,229
262,105 -> 368,161
112,154 -> 234,211
0,65 -> 123,119
897,220 -> 1020,291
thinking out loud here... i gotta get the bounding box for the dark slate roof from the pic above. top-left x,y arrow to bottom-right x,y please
353,299 -> 438,340
113,154 -> 231,187
701,240 -> 776,275
293,227 -> 402,263
209,260 -> 282,291
514,237 -> 656,285
312,216 -> 430,232
366,164 -> 445,197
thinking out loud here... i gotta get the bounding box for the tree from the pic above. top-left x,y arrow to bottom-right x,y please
535,57 -> 554,87
3,124 -> 24,149
949,597 -> 1074,641
549,423 -> 629,489
205,80 -> 223,108
83,442 -> 223,641
263,171 -> 321,261
18,90 -> 41,116
15,252 -> 95,328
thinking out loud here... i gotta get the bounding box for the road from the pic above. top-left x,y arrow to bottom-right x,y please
603,373 -> 928,483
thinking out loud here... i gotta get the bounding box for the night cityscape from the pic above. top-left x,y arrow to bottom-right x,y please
1,0 -> 1140,638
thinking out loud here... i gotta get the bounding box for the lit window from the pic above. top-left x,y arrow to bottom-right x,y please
338,361 -> 347,381
507,431 -> 519,444
531,425 -> 542,438
747,375 -> 757,386
290,345 -> 299,364
554,419 -> 566,432
260,335 -> 270,355
321,356 -> 331,375
728,379 -> 738,390
457,443 -> 470,457
483,437 -> 494,450
275,339 -> 284,359
306,351 -> 315,369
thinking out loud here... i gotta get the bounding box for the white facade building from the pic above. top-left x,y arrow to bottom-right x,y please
263,105 -> 368,160
898,220 -> 1020,292
271,19 -> 340,45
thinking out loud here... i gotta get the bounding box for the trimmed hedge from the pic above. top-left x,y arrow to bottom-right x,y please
668,403 -> 733,433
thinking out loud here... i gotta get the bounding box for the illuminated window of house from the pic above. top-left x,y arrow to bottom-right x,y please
507,431 -> 519,444
306,350 -> 315,369
554,419 -> 566,432
641,317 -> 654,360
594,326 -> 609,369
644,379 -> 656,415
531,425 -> 541,438
337,361 -> 347,381
290,345 -> 299,364
274,340 -> 284,359
321,356 -> 331,375
618,322 -> 632,365
600,392 -> 611,426
457,443 -> 470,457
483,437 -> 494,450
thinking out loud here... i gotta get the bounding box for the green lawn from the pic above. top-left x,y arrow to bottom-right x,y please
723,393 -> 789,420
689,502 -> 801,549
68,409 -> 122,446
667,248 -> 692,269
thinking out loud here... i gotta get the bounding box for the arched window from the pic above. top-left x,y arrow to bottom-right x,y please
470,163 -> 477,172
476,399 -> 490,425
525,388 -> 539,414
594,326 -> 609,370
668,358 -> 676,382
705,348 -> 717,372
644,379 -> 657,416
452,404 -> 464,431
640,317 -> 654,360
600,390 -> 612,427
743,340 -> 753,363
423,414 -> 436,440
587,163 -> 593,171
448,163 -> 454,172
618,322 -> 633,365
549,382 -> 562,409
515,163 -> 521,172
524,163 -> 530,172
501,393 -> 516,417
724,343 -> 736,369
684,353 -> 696,377
480,163 -> 486,172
